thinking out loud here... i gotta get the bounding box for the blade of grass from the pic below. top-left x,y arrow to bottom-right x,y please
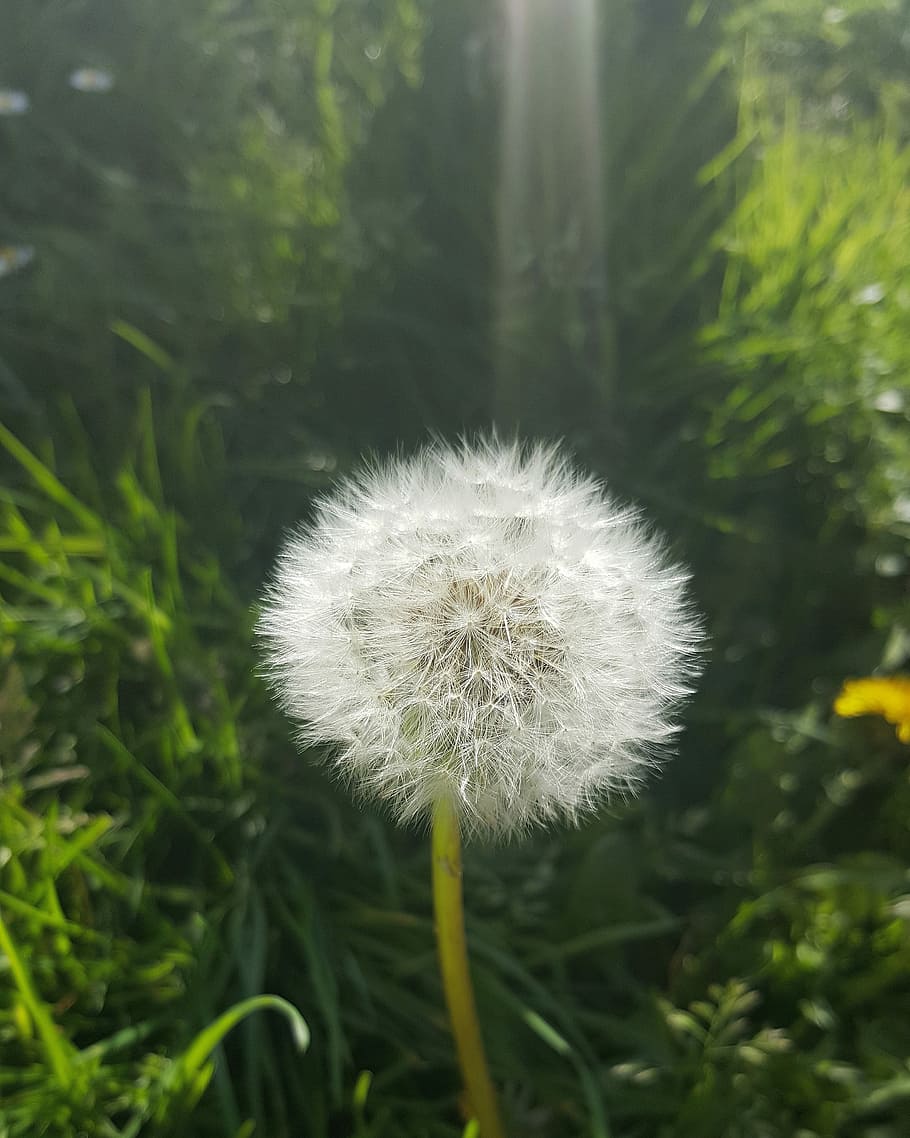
0,908 -> 76,1088
0,420 -> 104,533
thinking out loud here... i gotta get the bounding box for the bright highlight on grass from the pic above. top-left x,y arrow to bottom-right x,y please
258,438 -> 702,1134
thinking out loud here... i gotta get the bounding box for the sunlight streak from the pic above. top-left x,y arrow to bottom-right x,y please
495,0 -> 610,425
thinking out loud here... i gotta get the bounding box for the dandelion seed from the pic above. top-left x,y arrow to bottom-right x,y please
834,676 -> 910,744
0,245 -> 35,278
873,389 -> 904,414
893,495 -> 910,524
0,90 -> 29,115
875,553 -> 907,578
69,68 -> 114,93
852,283 -> 885,306
258,437 -> 704,838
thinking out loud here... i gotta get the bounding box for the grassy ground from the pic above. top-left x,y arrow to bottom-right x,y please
2,1 -> 910,1135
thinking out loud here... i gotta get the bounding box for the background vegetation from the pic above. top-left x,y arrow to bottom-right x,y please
2,1 -> 910,1135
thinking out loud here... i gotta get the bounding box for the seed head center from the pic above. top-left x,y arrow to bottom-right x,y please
403,570 -> 566,727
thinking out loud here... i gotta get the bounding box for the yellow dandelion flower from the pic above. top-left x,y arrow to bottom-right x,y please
833,676 -> 910,744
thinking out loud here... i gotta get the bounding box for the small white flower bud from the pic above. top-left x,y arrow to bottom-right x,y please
257,438 -> 703,837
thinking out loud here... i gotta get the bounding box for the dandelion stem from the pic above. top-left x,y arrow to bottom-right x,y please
431,797 -> 506,1138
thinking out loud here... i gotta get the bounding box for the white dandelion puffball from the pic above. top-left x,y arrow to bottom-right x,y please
258,439 -> 703,837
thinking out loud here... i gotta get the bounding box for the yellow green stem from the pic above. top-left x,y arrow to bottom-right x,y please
431,798 -> 506,1138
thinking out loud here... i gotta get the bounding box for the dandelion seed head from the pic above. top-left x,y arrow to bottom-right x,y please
258,438 -> 704,837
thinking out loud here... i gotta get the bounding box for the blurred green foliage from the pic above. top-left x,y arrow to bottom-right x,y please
1,0 -> 910,1135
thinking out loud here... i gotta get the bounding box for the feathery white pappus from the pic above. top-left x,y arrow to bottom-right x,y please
257,438 -> 703,838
